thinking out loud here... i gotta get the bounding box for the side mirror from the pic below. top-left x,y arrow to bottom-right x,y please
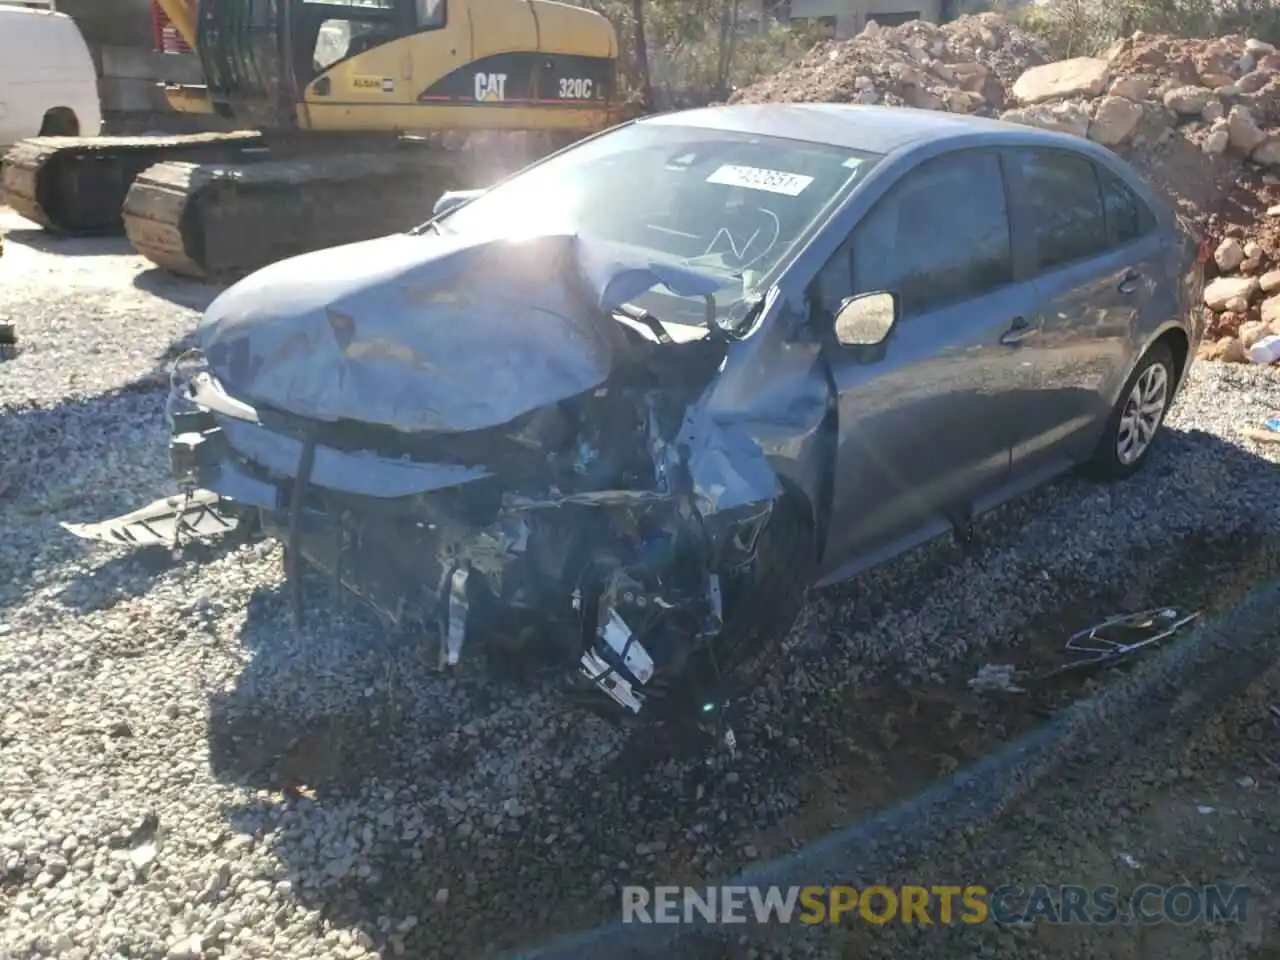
432,188 -> 484,218
834,290 -> 898,348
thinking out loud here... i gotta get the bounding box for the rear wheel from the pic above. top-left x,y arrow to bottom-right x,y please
1084,341 -> 1175,481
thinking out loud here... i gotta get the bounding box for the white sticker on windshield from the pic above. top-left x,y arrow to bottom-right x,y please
705,164 -> 814,196
842,156 -> 865,169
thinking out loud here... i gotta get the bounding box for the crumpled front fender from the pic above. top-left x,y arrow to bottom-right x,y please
671,287 -> 833,545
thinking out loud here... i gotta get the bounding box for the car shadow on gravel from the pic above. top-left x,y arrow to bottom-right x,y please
52,538 -> 250,614
197,426 -> 1280,958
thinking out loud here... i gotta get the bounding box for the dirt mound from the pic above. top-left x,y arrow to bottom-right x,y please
1098,33 -> 1280,358
729,13 -> 1051,113
734,15 -> 1280,364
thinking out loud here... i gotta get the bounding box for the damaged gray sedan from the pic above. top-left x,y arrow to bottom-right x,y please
66,104 -> 1204,721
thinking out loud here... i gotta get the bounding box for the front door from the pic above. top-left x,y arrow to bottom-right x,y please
814,148 -> 1039,583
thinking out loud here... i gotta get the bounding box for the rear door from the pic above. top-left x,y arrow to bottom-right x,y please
816,148 -> 1041,578
1003,147 -> 1165,481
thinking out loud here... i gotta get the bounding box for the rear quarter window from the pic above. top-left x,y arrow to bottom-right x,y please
1097,164 -> 1157,246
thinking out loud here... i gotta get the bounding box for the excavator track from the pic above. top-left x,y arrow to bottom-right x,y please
122,145 -> 478,279
0,132 -> 263,234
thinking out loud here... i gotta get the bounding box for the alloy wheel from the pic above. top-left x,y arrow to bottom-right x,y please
1115,362 -> 1169,466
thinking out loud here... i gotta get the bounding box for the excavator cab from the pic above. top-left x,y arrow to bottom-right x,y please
4,0 -> 622,279
188,0 -> 621,134
195,0 -> 401,129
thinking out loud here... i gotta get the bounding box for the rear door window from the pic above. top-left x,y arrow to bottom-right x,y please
1013,148 -> 1108,272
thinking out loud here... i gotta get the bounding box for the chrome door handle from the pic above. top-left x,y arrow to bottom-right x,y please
1118,268 -> 1141,295
999,316 -> 1033,346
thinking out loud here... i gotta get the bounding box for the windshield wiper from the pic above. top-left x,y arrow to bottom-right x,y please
410,219 -> 445,237
721,293 -> 765,339
615,303 -> 674,344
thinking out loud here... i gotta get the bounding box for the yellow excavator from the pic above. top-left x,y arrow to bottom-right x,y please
1,0 -> 623,278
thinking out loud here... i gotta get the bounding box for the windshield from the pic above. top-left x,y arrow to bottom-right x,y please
436,123 -> 882,328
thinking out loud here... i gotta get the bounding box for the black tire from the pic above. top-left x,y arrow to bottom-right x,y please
39,108 -> 79,137
657,495 -> 815,716
1084,340 -> 1175,481
716,496 -> 815,680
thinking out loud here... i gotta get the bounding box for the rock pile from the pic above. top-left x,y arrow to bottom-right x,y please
1012,34 -> 1280,362
1199,220 -> 1280,360
730,13 -> 1051,113
730,14 -> 1280,364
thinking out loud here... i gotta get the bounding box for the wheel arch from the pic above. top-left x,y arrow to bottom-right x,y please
1109,321 -> 1191,412
39,107 -> 80,137
1152,325 -> 1191,398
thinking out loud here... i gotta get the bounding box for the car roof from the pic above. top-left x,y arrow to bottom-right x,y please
638,102 -> 1092,155
0,5 -> 73,22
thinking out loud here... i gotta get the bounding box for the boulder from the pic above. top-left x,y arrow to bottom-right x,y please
1239,319 -> 1271,348
1227,105 -> 1268,152
1237,70 -> 1272,94
949,61 -> 991,93
947,89 -> 986,112
1163,85 -> 1213,114
1262,293 -> 1280,326
1012,58 -> 1110,105
1215,237 -> 1245,271
1200,337 -> 1247,362
1107,75 -> 1151,100
1204,275 -> 1260,309
1001,101 -> 1093,138
1089,96 -> 1144,145
1252,137 -> 1280,166
1203,128 -> 1230,155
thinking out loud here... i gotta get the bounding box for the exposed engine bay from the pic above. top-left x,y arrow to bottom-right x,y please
64,230 -> 808,722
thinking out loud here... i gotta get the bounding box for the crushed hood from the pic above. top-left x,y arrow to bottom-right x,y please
197,231 -> 722,434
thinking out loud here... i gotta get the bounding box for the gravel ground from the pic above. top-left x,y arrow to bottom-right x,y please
3,207 -> 1280,960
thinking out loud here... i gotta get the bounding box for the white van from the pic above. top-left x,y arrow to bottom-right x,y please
0,2 -> 102,148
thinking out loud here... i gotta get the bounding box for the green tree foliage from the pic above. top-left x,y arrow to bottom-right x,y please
571,0 -> 829,108
1007,0 -> 1280,59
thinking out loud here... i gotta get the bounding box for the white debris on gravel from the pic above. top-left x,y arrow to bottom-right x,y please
2,207 -> 1280,959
